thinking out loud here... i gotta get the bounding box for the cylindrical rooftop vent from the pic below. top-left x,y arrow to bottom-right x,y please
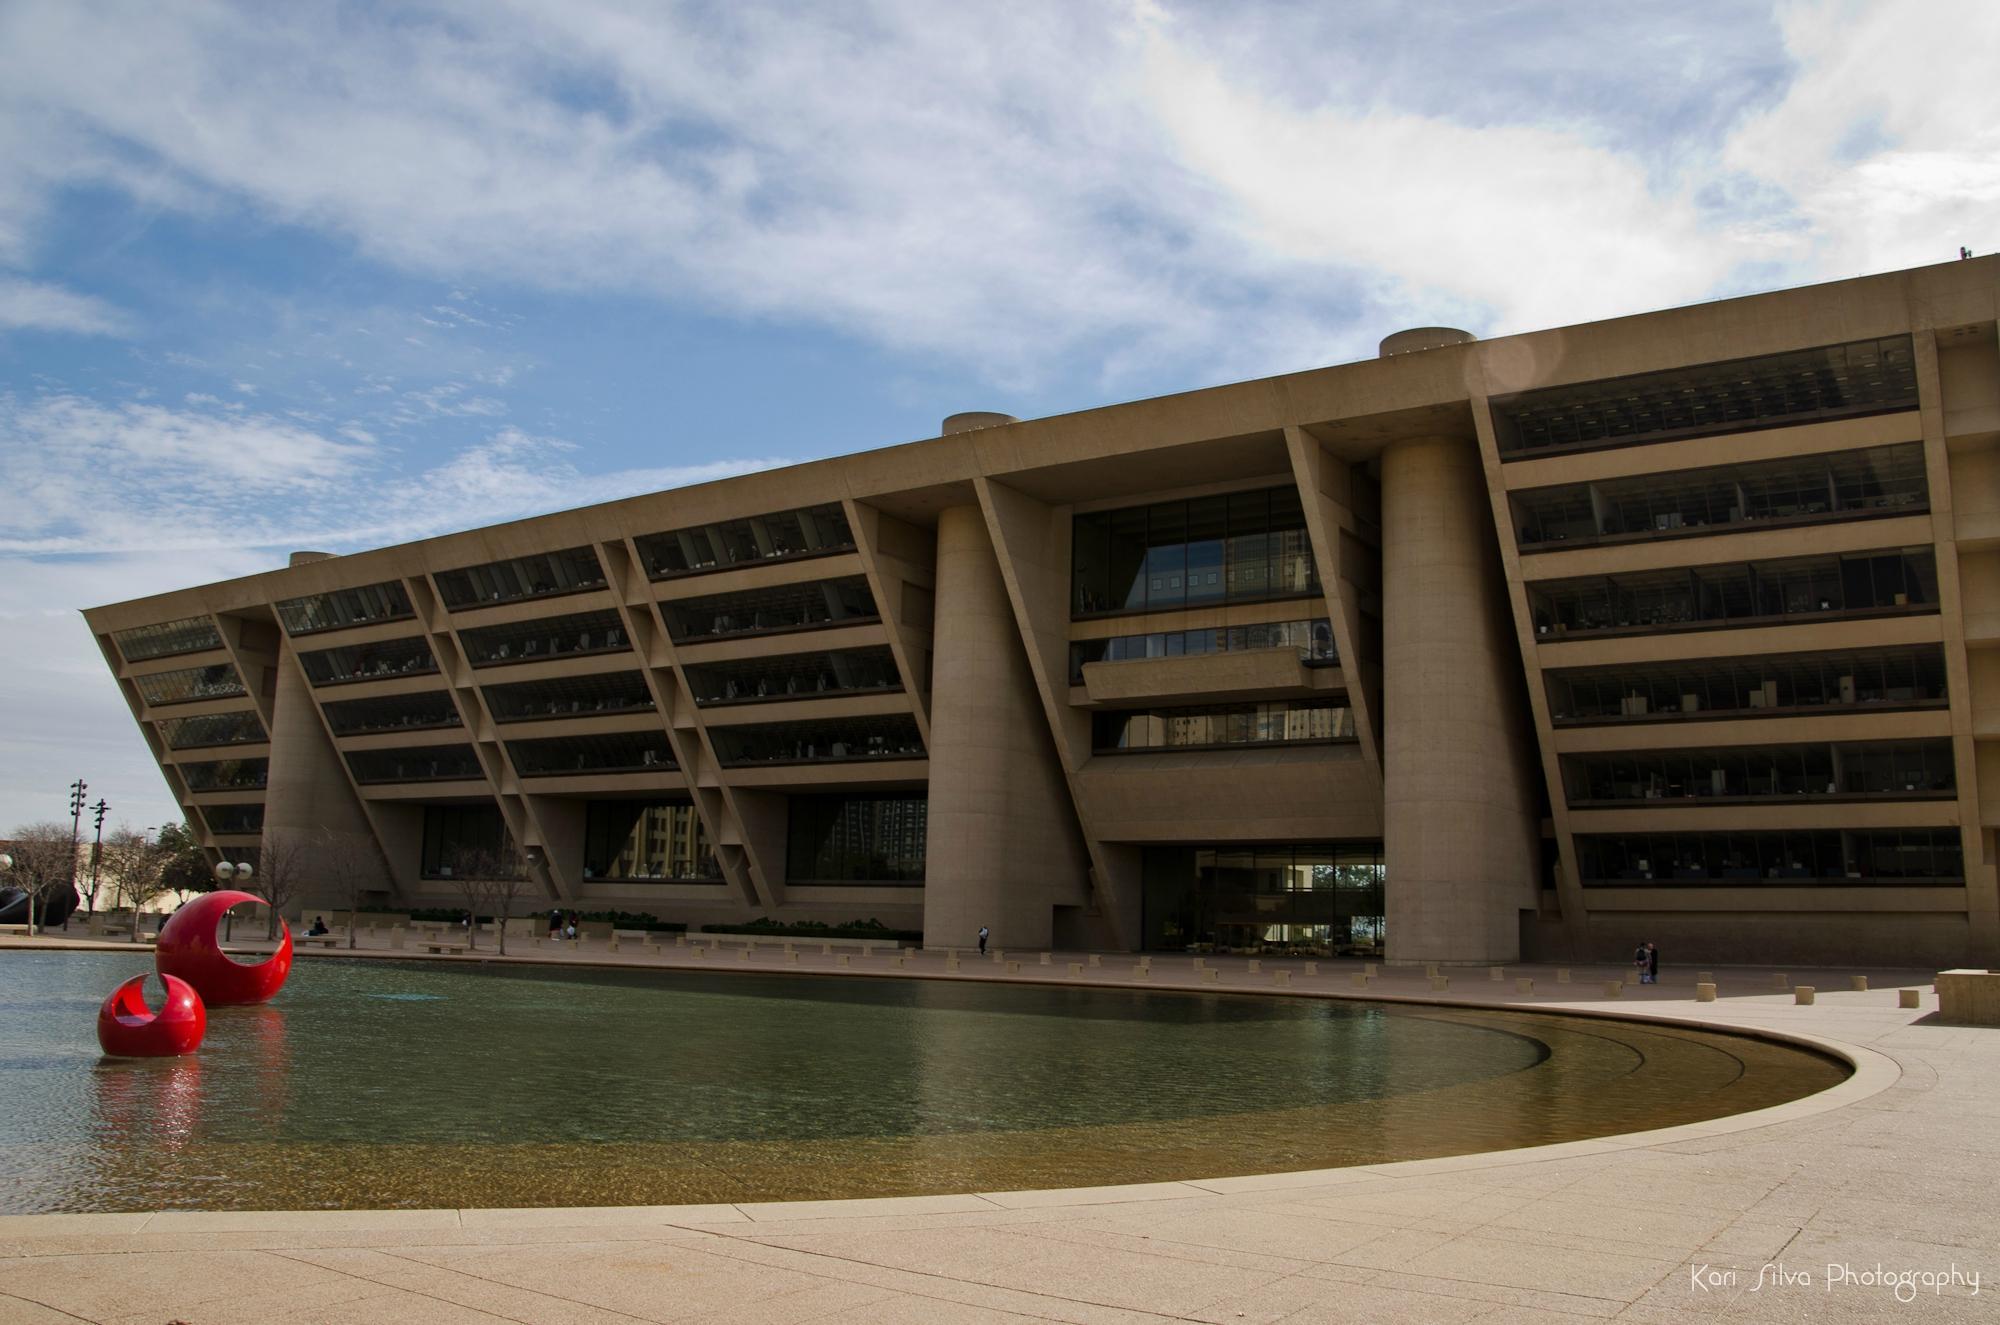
1379,327 -> 1475,358
288,551 -> 335,567
941,411 -> 1018,435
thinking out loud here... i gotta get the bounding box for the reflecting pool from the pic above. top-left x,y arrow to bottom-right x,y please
0,953 -> 1846,1212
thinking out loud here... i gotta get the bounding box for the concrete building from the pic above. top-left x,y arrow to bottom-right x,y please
83,258 -> 2000,966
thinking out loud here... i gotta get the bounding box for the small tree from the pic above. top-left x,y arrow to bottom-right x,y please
3,822 -> 77,935
240,830 -> 305,940
156,821 -> 212,904
100,826 -> 173,942
444,835 -> 529,955
316,827 -> 387,949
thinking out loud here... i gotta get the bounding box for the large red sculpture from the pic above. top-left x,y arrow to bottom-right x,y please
96,973 -> 207,1057
155,890 -> 293,1006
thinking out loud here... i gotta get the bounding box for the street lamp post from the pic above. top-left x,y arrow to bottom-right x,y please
87,798 -> 109,917
66,778 -> 87,934
213,859 -> 254,943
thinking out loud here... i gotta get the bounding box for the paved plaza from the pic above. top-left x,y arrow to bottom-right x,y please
1,937 -> 1993,1322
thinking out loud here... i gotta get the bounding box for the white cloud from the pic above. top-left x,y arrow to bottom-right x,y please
0,274 -> 130,335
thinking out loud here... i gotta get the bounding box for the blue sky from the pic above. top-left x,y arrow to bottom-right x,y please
2,0 -> 1997,834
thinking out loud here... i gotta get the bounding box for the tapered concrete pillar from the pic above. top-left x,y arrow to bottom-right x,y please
922,505 -> 1087,950
262,552 -> 391,896
1381,438 -> 1540,963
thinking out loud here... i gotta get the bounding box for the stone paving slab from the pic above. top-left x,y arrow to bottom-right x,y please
3,944 -> 1994,1321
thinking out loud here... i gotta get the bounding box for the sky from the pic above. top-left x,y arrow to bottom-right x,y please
1,0 -> 1997,836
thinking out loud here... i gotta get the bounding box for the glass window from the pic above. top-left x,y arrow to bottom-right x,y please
1142,842 -> 1383,952
420,803 -> 507,877
507,732 -> 675,776
582,801 -> 717,881
1529,549 -> 1937,638
347,744 -> 483,784
685,646 -> 902,705
637,503 -> 854,579
1070,485 -> 1319,618
483,671 -> 655,723
433,547 -> 606,610
275,581 -> 415,635
1576,828 -> 1961,886
710,715 -> 924,766
459,609 -> 627,667
785,795 -> 927,883
1092,700 -> 1356,752
299,636 -> 436,686
1068,618 -> 1334,682
661,576 -> 877,642
157,710 -> 266,749
134,663 -> 245,707
322,691 -> 461,736
204,804 -> 265,835
115,616 -> 222,662
180,757 -> 268,792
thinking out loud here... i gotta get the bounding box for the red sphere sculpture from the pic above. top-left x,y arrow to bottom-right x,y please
155,889 -> 293,1006
96,973 -> 207,1057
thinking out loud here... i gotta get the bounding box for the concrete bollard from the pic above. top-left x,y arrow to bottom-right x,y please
1515,978 -> 1534,995
784,942 -> 795,955
1275,971 -> 1291,986
1795,986 -> 1816,1005
1697,970 -> 1714,983
1068,961 -> 1083,976
1193,957 -> 1207,970
823,943 -> 834,956
1039,952 -> 1052,965
737,948 -> 749,962
675,934 -> 686,946
1430,976 -> 1449,992
838,954 -> 851,968
1605,980 -> 1623,997
1005,959 -> 1020,974
1850,975 -> 1869,992
1556,968 -> 1571,984
1899,988 -> 1920,1009
1773,972 -> 1790,990
690,946 -> 705,960
1349,972 -> 1370,988
946,956 -> 960,972
1364,963 -> 1377,977
1247,959 -> 1261,974
1304,961 -> 1318,975
787,951 -> 799,964
1132,965 -> 1150,980
1088,954 -> 1102,967
1203,969 -> 1219,984
607,936 -> 621,953
992,949 -> 1005,963
1489,966 -> 1505,982
1425,963 -> 1439,978
390,926 -> 406,950
1696,982 -> 1717,1002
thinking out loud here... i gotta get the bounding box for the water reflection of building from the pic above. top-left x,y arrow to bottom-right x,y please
84,258 -> 2000,967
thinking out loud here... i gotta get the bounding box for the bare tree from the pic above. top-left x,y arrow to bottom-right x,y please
443,836 -> 529,955
3,822 -> 79,936
99,826 -> 173,942
316,827 -> 387,949
240,830 -> 305,941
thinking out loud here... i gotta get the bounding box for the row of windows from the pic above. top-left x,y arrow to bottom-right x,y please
1560,738 -> 1955,805
203,804 -> 265,835
685,646 -> 902,706
181,757 -> 268,792
347,744 -> 482,784
662,577 -> 877,643
157,710 -> 266,750
115,616 -> 221,662
1529,549 -> 1935,638
1511,443 -> 1928,549
785,795 -> 927,883
301,637 -> 437,686
1575,829 -> 1962,886
484,671 -> 655,723
135,663 -> 244,707
1072,486 -> 1319,617
461,609 -> 628,667
637,503 -> 854,579
1492,335 -> 1918,457
711,715 -> 925,766
323,691 -> 461,736
509,732 -> 675,777
434,546 -> 607,610
276,581 -> 414,635
1069,618 -> 1336,682
1546,646 -> 1948,725
1141,844 -> 1385,953
1093,701 -> 1357,753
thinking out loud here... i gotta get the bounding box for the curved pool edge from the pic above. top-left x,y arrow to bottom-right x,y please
0,974 -> 1902,1236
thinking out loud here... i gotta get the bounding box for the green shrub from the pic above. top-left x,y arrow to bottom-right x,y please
700,916 -> 921,942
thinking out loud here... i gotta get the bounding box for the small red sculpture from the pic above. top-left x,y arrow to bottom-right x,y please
155,889 -> 293,1006
96,973 -> 207,1057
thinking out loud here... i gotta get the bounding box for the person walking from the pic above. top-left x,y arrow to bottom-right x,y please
977,925 -> 990,956
548,908 -> 562,938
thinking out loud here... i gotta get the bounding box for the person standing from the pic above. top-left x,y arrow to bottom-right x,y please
977,925 -> 990,956
548,908 -> 562,938
1634,941 -> 1651,985
1647,941 -> 1661,986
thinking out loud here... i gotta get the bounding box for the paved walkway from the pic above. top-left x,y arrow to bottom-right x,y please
1,938 -> 1992,1322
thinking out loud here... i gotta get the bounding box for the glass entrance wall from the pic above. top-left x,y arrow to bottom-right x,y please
581,801 -> 717,881
1071,486 -> 1319,617
1141,843 -> 1384,954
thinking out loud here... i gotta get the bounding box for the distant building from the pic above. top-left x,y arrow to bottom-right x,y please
84,257 -> 2000,966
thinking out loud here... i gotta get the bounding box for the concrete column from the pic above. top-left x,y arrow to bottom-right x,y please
921,505 -> 1085,950
262,552 -> 391,895
1380,437 -> 1540,963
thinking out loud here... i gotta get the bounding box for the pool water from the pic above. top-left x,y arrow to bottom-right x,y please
0,952 -> 1846,1212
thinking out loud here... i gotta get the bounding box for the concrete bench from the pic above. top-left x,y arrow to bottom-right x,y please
303,936 -> 341,948
424,942 -> 466,955
1937,969 -> 2000,1024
